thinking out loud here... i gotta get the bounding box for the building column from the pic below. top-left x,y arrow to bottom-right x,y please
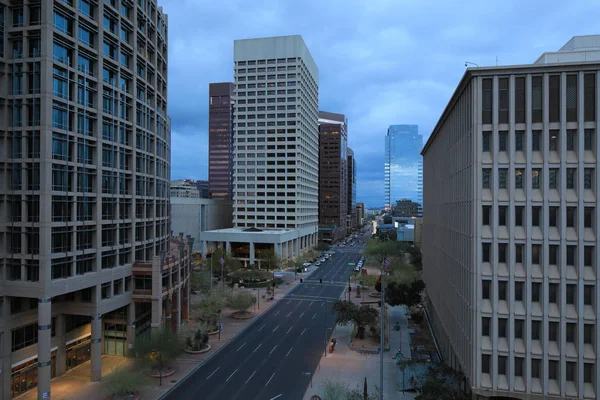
274,243 -> 282,259
249,242 -> 255,265
182,282 -> 190,321
56,314 -> 67,376
174,285 -> 182,330
1,325 -> 12,400
225,241 -> 231,254
126,303 -> 136,353
295,238 -> 300,258
202,240 -> 208,259
90,314 -> 102,382
37,298 -> 52,400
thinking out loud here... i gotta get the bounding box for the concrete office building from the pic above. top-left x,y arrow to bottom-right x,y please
208,82 -> 234,200
195,179 -> 209,198
200,35 -> 320,264
385,125 -> 423,213
0,1 -> 174,398
171,179 -> 200,198
318,111 -> 348,243
422,35 -> 600,399
347,147 -> 357,231
356,202 -> 365,226
392,199 -> 420,218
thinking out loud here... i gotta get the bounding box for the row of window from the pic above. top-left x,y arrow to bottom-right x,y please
482,129 -> 595,153
482,167 -> 595,190
482,205 -> 595,228
237,58 -> 297,66
482,280 -> 596,306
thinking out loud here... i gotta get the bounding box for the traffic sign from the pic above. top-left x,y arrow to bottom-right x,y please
348,262 -> 355,266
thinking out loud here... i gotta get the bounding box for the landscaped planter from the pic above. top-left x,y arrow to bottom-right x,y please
368,292 -> 380,298
150,367 -> 176,379
184,344 -> 211,354
231,311 -> 254,320
208,328 -> 221,336
105,392 -> 140,400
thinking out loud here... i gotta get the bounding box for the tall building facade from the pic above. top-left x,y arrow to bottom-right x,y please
195,179 -> 209,198
347,147 -> 357,230
422,36 -> 600,400
0,1 -> 176,399
384,125 -> 423,213
318,111 -> 348,242
208,82 -> 234,200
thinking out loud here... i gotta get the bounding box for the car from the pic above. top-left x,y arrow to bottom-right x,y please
302,262 -> 311,268
320,258 -> 326,263
354,266 -> 361,272
315,261 -> 321,266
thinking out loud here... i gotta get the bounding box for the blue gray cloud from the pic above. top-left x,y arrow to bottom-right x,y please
163,0 -> 600,207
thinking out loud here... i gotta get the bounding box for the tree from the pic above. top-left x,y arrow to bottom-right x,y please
134,328 -> 185,371
226,291 -> 256,315
185,328 -> 209,351
102,365 -> 150,399
408,362 -> 468,400
210,249 -> 242,275
331,300 -> 379,339
258,248 -> 281,271
315,242 -> 331,251
194,291 -> 225,331
385,280 -> 425,307
377,229 -> 397,241
190,268 -> 211,292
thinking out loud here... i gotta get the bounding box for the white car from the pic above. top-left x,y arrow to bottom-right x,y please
315,261 -> 321,266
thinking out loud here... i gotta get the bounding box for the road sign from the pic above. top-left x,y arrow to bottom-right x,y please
274,273 -> 283,278
348,262 -> 355,266
219,257 -> 225,265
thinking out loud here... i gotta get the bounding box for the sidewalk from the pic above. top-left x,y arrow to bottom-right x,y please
17,266 -> 319,400
304,304 -> 417,400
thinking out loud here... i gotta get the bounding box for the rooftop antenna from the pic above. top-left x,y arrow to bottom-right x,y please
465,61 -> 479,67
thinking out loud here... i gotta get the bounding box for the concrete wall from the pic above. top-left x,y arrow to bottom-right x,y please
170,198 -> 233,252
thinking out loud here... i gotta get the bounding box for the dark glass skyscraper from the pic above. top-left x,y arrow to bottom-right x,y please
384,125 -> 423,213
208,82 -> 234,199
347,148 -> 357,230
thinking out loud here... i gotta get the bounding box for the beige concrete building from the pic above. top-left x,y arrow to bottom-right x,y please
201,35 -> 320,262
422,35 -> 600,399
0,1 -> 179,399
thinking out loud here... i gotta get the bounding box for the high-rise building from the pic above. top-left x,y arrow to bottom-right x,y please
0,2 -> 180,399
208,82 -> 234,200
318,111 -> 348,243
392,199 -> 420,218
356,202 -> 365,227
195,179 -> 210,198
422,35 -> 600,400
347,147 -> 357,231
200,35 -> 319,263
384,125 -> 423,214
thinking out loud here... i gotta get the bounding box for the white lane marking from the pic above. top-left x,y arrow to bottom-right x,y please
272,325 -> 279,333
301,328 -> 307,336
286,300 -> 291,304
245,370 -> 256,384
270,345 -> 278,355
286,311 -> 292,317
320,302 -> 324,307
310,301 -> 314,306
226,368 -> 238,382
259,324 -> 266,331
265,374 -> 276,387
253,343 -> 262,353
298,301 -> 303,305
274,311 -> 280,316
286,347 -> 293,357
237,342 -> 246,351
206,367 -> 219,379
312,312 -> 317,319
286,326 -> 293,334
299,312 -> 305,318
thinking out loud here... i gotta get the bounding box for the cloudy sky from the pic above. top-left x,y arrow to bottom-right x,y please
163,0 -> 600,208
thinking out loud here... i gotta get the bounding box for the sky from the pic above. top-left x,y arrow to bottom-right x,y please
163,0 -> 600,208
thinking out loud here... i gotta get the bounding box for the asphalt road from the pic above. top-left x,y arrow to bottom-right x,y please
163,240 -> 366,400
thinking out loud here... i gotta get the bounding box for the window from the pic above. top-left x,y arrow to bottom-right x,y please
482,79 -> 493,124
482,169 -> 491,189
567,284 -> 577,305
549,207 -> 558,227
482,354 -> 490,374
585,207 -> 594,228
482,205 -> 491,225
79,0 -> 93,18
584,246 -> 594,267
549,129 -> 559,151
567,75 -> 578,122
532,169 -> 541,189
78,26 -> 92,47
584,364 -> 594,384
515,206 -> 524,226
482,131 -> 491,152
515,169 -> 523,189
532,244 -> 541,264
531,131 -> 542,152
498,206 -> 507,226
531,320 -> 541,340
515,244 -> 524,263
482,317 -> 490,336
567,168 -> 576,189
585,129 -> 595,151
482,280 -> 491,299
549,283 -> 559,303
567,129 -> 576,151
549,168 -> 558,189
567,245 -> 576,266
584,324 -> 594,344
498,169 -> 507,188
532,77 -> 543,123
567,207 -> 576,227
549,75 -> 561,122
548,321 -> 559,342
567,323 -> 577,344
515,281 -> 524,302
515,77 -> 526,123
498,131 -> 508,151
498,356 -> 507,376
498,318 -> 507,338
498,78 -> 509,123
498,281 -> 507,301
585,168 -> 593,189
515,319 -> 524,339
531,359 -> 541,379
515,131 -> 524,151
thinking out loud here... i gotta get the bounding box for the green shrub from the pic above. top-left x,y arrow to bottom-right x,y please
102,365 -> 149,397
186,328 -> 209,351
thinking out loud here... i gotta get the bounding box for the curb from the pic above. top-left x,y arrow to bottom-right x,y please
156,284 -> 297,400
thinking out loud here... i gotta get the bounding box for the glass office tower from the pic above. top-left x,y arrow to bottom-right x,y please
384,125 -> 423,213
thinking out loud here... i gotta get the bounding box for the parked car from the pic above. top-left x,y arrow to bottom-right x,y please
315,261 -> 321,266
302,263 -> 312,268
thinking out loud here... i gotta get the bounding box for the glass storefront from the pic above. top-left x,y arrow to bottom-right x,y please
11,352 -> 56,398
66,337 -> 91,371
104,323 -> 127,356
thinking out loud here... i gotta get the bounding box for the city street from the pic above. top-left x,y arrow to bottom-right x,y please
162,242 -> 365,400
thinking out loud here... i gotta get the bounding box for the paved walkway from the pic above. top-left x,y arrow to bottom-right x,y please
304,305 -> 417,400
16,267 -> 318,400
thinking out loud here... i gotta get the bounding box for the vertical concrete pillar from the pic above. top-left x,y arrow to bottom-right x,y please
37,298 -> 52,400
1,328 -> 12,400
126,303 -> 136,353
202,240 -> 208,259
56,314 -> 67,375
90,314 -> 102,382
295,238 -> 300,258
249,242 -> 255,265
225,241 -> 231,254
